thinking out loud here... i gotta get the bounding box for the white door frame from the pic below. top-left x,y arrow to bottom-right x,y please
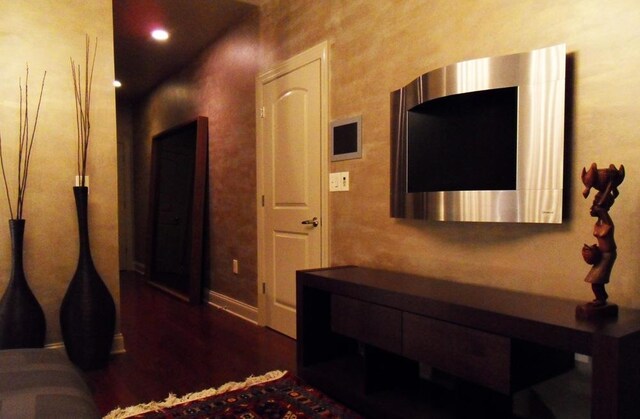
256,41 -> 330,327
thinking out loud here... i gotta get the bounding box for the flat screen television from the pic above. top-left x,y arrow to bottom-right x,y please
390,44 -> 566,223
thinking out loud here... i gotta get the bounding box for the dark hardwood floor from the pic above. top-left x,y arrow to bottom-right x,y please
84,271 -> 296,415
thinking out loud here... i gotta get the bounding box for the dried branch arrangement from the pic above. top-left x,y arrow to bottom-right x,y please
0,66 -> 47,220
71,35 -> 97,187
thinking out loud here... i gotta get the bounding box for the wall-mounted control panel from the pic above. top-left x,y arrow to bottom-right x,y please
330,172 -> 349,192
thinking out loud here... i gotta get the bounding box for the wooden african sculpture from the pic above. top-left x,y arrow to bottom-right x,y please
577,163 -> 625,319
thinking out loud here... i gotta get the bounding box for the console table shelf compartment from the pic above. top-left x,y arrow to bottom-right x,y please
297,266 -> 640,419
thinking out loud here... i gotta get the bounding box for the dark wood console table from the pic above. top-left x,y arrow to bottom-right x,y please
296,266 -> 640,418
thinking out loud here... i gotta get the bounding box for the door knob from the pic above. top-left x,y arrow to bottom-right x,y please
301,217 -> 319,227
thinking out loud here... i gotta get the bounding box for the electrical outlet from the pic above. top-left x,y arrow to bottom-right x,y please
232,259 -> 239,274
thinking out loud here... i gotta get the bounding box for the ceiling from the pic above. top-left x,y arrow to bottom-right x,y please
112,0 -> 258,102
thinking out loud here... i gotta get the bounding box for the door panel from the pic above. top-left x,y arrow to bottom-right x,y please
274,90 -> 309,205
153,134 -> 195,292
273,232 -> 307,308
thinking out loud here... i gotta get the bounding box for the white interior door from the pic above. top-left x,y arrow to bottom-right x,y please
257,43 -> 328,338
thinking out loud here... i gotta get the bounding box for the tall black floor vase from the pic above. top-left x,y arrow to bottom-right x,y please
60,186 -> 115,370
0,219 -> 46,348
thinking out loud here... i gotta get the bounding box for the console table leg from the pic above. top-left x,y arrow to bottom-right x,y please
592,334 -> 640,419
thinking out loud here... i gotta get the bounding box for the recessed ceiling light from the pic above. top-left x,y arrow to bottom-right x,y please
113,80 -> 122,88
151,29 -> 169,41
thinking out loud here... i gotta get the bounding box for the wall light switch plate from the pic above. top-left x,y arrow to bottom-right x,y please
340,171 -> 349,191
330,172 -> 350,191
329,172 -> 341,192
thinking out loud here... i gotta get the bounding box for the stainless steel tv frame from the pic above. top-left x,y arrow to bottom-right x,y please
391,44 -> 566,223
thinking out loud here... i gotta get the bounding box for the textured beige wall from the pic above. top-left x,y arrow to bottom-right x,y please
133,12 -> 260,305
260,0 -> 640,308
0,1 -> 120,343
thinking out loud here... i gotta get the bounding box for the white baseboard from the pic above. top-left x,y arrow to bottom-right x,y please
205,289 -> 258,324
111,332 -> 126,354
575,353 -> 590,364
129,263 -> 258,325
44,341 -> 65,350
133,261 -> 146,275
45,332 -> 126,355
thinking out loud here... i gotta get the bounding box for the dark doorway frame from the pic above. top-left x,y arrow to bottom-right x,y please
145,116 -> 208,304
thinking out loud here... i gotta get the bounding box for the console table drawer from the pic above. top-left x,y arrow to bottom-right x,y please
403,313 -> 511,393
331,295 -> 402,354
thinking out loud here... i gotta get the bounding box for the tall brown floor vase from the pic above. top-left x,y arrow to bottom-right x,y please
0,219 -> 46,348
60,186 -> 115,370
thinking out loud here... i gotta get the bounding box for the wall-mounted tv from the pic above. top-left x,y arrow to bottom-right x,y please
391,44 -> 566,223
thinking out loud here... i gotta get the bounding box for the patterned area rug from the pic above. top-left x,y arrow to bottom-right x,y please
104,370 -> 362,418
